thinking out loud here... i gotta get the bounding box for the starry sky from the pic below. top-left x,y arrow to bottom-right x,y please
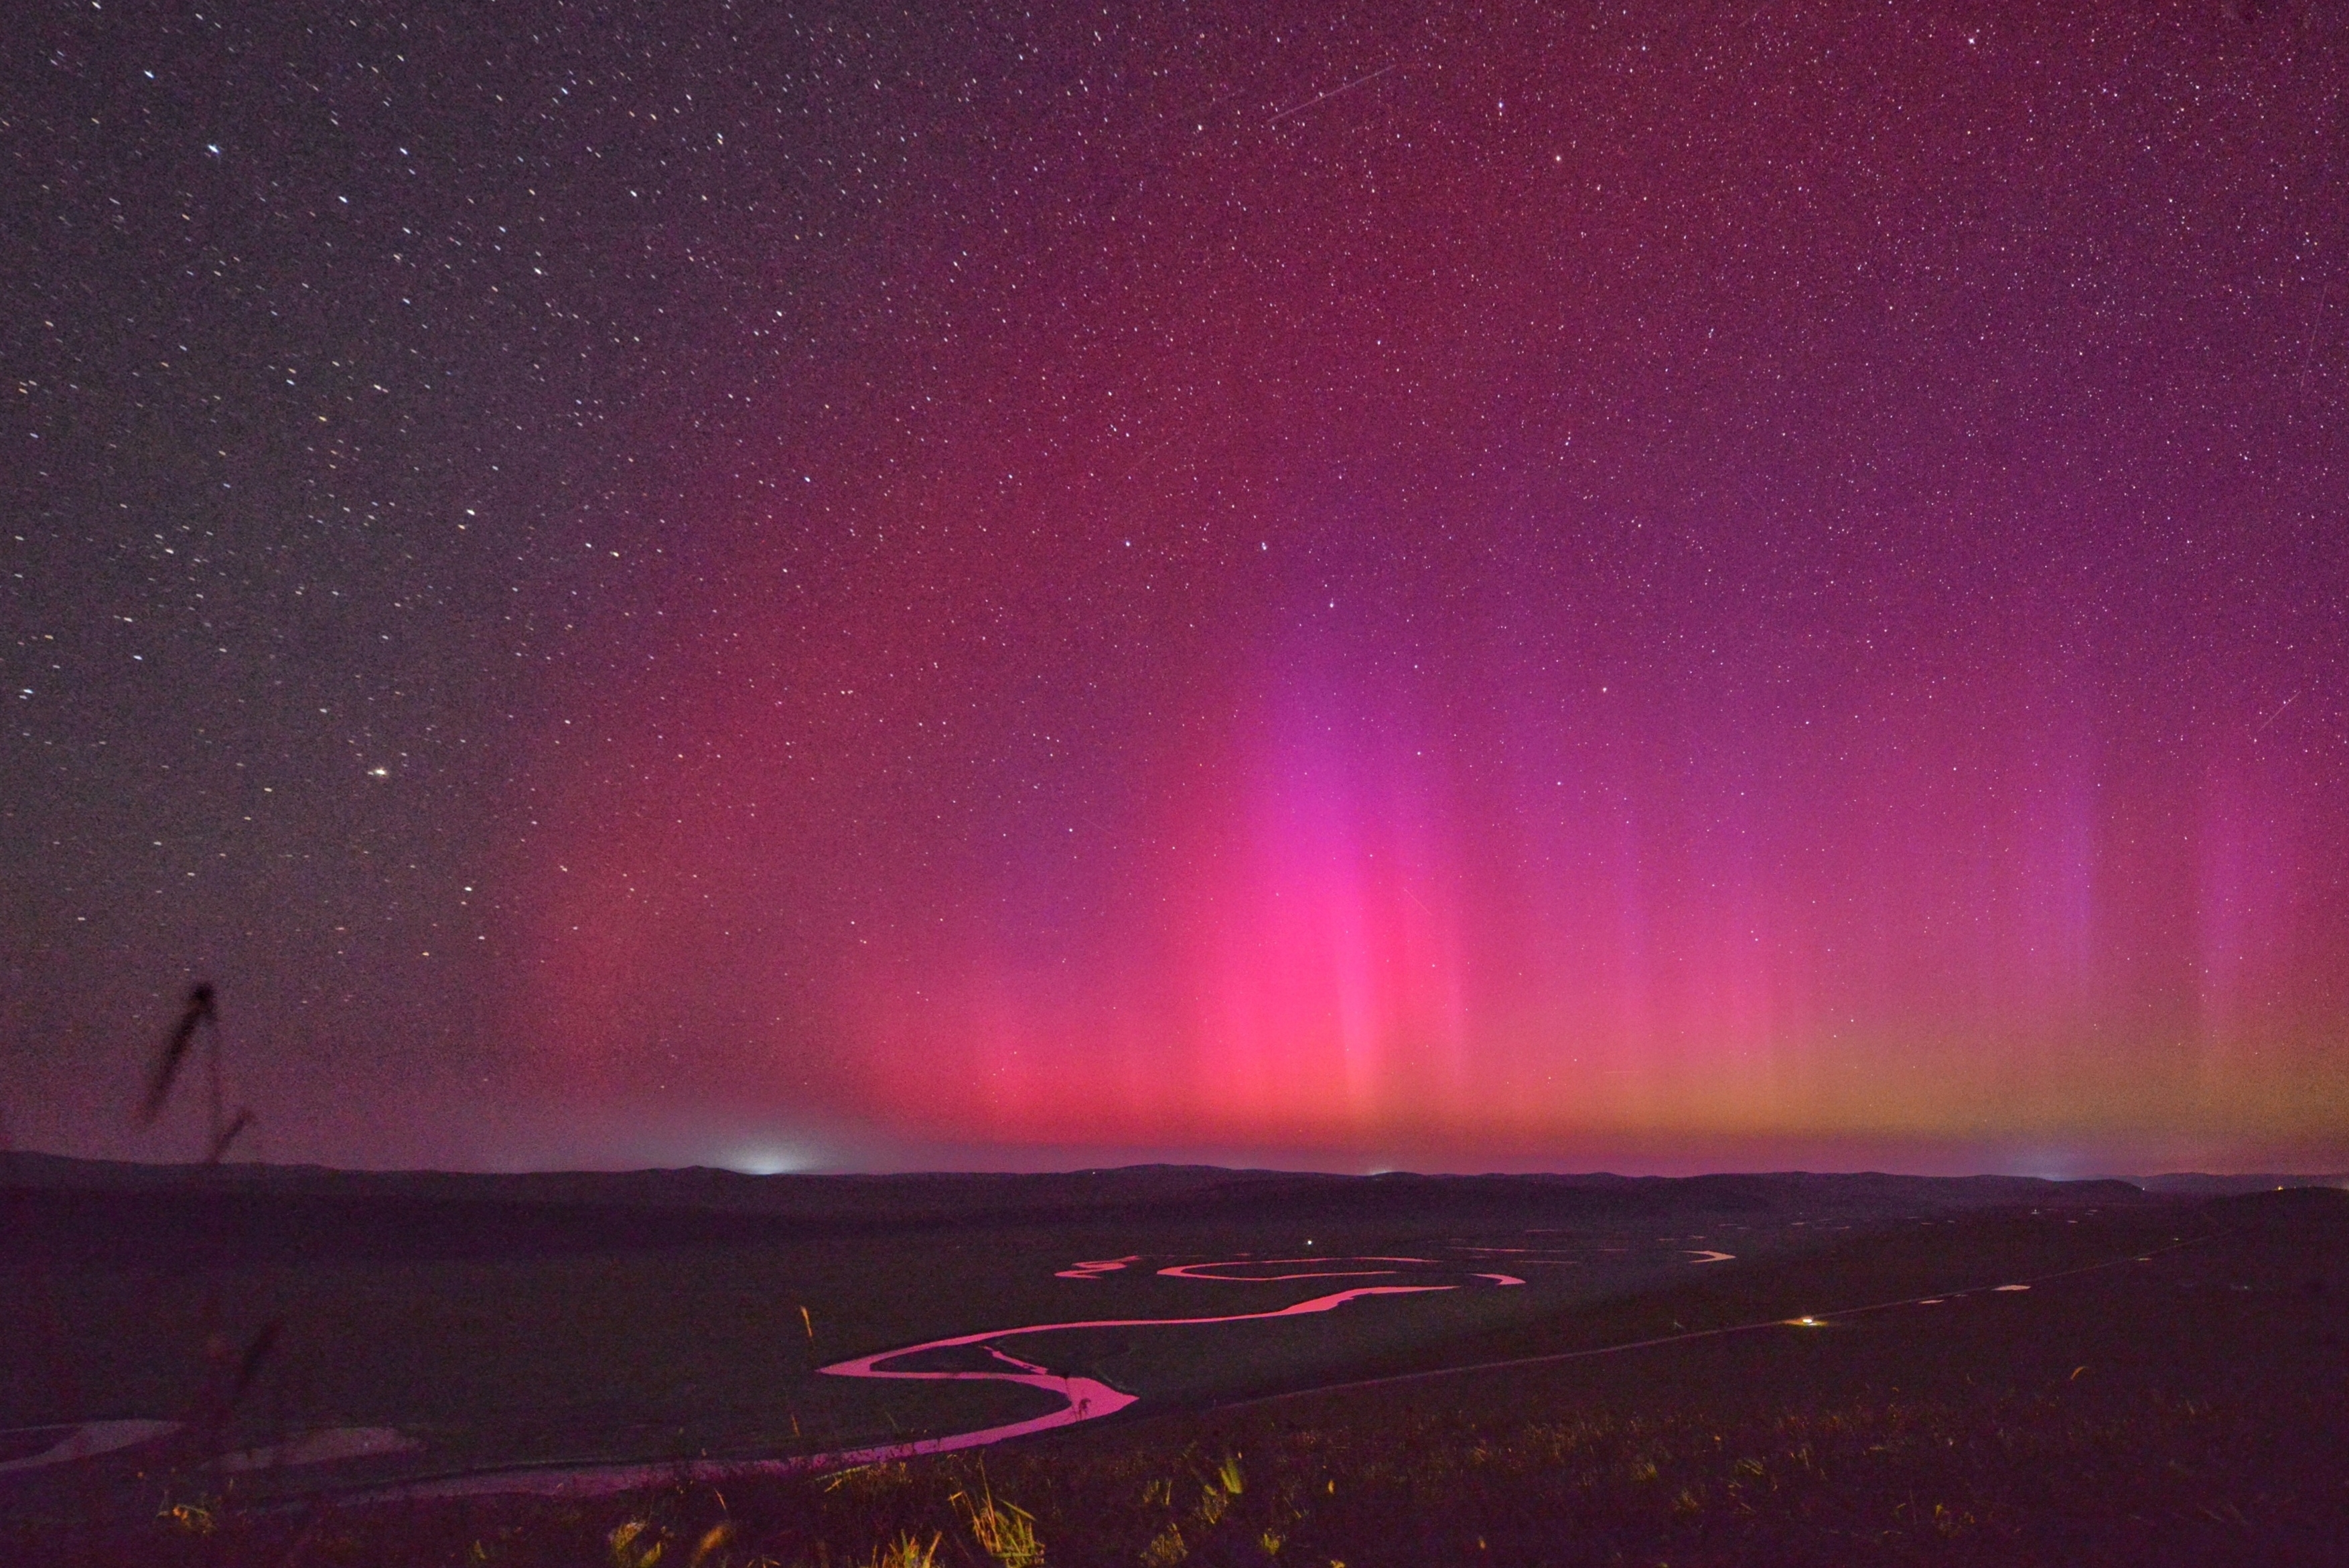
5,0 -> 2346,1175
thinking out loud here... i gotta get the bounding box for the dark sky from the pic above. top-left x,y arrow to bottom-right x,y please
5,0 -> 2346,1175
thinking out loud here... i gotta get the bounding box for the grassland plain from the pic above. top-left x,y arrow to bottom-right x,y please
3,1162 -> 2138,1483
7,1169 -> 2344,1563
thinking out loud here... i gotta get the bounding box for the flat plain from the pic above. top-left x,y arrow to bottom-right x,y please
4,1158 -> 2344,1563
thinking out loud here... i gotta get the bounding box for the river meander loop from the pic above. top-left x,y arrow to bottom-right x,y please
370,1253 -> 1522,1499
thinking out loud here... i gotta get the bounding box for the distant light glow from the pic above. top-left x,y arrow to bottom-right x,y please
717,1145 -> 816,1176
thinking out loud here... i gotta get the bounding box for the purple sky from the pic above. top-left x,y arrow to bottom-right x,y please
4,0 -> 2346,1174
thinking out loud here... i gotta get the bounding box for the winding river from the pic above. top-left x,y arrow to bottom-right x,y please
11,1246 -> 1695,1499
371,1251 -> 1541,1498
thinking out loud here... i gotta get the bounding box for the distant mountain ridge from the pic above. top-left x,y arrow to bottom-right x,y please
2123,1172 -> 2349,1196
0,1149 -> 2151,1211
0,1151 -> 2157,1265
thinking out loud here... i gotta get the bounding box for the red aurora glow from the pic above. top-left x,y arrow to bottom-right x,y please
496,2 -> 2348,1173
510,461 -> 2346,1170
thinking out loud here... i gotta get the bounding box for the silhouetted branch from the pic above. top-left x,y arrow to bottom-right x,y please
208,1106 -> 254,1164
227,1319 -> 283,1410
141,982 -> 217,1127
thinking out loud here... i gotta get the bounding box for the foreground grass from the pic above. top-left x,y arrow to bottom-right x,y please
78,1376 -> 2343,1567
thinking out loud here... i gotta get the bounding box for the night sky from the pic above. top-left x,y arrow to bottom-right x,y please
5,1 -> 2346,1175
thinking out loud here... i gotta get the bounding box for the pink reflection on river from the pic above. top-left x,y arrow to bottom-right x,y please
374,1253 -> 1520,1500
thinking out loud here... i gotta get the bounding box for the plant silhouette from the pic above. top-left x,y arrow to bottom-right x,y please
139,982 -> 214,1126
139,981 -> 252,1163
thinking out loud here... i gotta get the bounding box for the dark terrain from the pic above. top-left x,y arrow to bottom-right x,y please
4,1159 -> 2344,1563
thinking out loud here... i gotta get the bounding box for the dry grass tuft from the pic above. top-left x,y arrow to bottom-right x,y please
1137,1521 -> 1186,1566
609,1518 -> 666,1568
863,1529 -> 940,1568
952,1479 -> 1044,1568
